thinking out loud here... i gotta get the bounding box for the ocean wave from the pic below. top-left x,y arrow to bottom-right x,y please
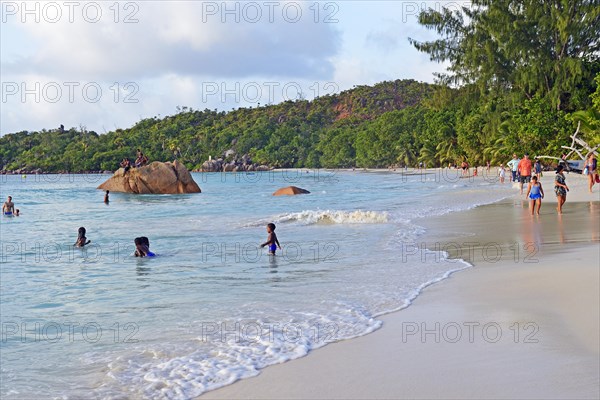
273,210 -> 389,225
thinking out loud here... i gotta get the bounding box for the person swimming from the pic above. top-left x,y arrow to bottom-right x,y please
74,227 -> 91,247
134,237 -> 155,257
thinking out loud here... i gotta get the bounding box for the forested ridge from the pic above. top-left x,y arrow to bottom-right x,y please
2,0 -> 599,172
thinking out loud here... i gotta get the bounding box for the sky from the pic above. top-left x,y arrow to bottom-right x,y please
0,1 -> 463,135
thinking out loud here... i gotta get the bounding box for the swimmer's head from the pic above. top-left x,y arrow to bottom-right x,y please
267,223 -> 276,232
78,227 -> 86,237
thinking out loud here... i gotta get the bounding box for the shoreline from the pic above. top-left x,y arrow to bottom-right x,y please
202,175 -> 599,399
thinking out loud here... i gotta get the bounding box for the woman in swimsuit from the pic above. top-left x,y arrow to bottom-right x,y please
584,153 -> 598,193
525,175 -> 544,215
554,165 -> 569,214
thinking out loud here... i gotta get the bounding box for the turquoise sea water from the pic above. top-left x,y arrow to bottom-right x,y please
0,170 -> 513,398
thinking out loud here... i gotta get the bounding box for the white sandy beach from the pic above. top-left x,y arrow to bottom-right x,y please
203,172 -> 599,399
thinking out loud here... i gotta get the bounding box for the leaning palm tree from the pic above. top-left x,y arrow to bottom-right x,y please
571,108 -> 600,146
418,141 -> 438,167
396,144 -> 416,167
435,139 -> 457,165
483,136 -> 512,165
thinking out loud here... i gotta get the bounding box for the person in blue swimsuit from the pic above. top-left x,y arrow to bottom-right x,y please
525,175 -> 545,215
134,237 -> 156,257
261,223 -> 281,255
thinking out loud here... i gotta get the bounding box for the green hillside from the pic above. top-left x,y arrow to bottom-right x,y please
0,79 -> 436,172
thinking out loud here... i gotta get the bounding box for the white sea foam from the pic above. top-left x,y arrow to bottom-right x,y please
253,209 -> 389,226
91,308 -> 382,399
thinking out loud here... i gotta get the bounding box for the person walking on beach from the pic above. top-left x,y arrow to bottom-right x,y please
517,153 -> 533,195
507,154 -> 520,182
526,176 -> 544,215
554,165 -> 569,214
261,223 -> 281,255
498,164 -> 506,183
584,153 -> 598,193
2,196 -> 15,215
534,158 -> 543,178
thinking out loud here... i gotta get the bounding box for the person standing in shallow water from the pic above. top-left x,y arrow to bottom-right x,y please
261,223 -> 281,255
507,154 -> 520,182
533,158 -> 543,179
526,175 -> 544,216
517,153 -> 533,195
554,165 -> 569,214
498,164 -> 506,183
74,227 -> 91,247
584,153 -> 598,193
2,196 -> 15,215
104,190 -> 110,204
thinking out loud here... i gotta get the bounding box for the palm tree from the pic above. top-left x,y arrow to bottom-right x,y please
571,109 -> 600,145
435,139 -> 457,165
483,136 -> 512,165
418,141 -> 438,167
396,144 -> 416,167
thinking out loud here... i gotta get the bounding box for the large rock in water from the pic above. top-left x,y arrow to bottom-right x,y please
272,186 -> 310,196
97,161 -> 201,194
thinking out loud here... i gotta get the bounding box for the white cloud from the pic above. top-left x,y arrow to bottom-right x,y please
0,1 -> 450,135
2,2 -> 340,81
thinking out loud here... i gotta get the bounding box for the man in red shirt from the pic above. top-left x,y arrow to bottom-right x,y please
517,153 -> 533,194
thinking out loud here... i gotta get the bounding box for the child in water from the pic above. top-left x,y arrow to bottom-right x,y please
261,223 -> 281,255
74,227 -> 91,247
525,175 -> 544,215
104,190 -> 109,204
134,237 -> 155,257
